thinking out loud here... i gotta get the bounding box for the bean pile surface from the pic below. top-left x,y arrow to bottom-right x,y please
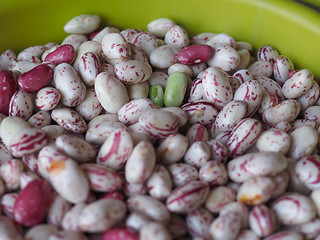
0,14 -> 320,240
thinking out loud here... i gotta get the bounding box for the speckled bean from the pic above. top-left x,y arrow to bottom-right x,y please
202,66 -> 233,109
273,55 -> 295,84
9,90 -> 33,120
206,43 -> 240,72
97,127 -> 133,170
44,44 -> 75,65
114,60 -> 152,84
184,141 -> 211,168
140,222 -> 172,240
25,224 -> 59,240
227,152 -> 288,183
187,77 -> 205,101
147,164 -> 172,200
78,198 -> 126,233
78,52 -> 100,86
166,180 -> 209,213
49,159 -> 90,204
295,155 -> 320,190
186,123 -> 209,143
249,204 -> 276,237
304,106 -> 320,125
147,18 -> 176,37
297,80 -> 320,111
207,138 -> 228,163
167,163 -> 199,187
272,192 -> 316,225
186,207 -> 213,238
209,212 -> 241,240
0,216 -> 23,240
53,63 -> 86,107
28,110 -> 52,128
157,133 -> 189,165
62,34 -> 88,51
257,45 -> 279,63
215,100 -> 247,131
1,193 -> 18,218
64,14 -> 100,34
264,231 -> 304,240
247,60 -> 273,77
282,69 -> 313,99
288,126 -> 318,159
51,108 -> 87,133
149,45 -> 180,69
61,203 -> 87,231
233,69 -> 253,84
220,201 -> 249,229
102,33 -> 131,64
233,80 -> 262,117
263,99 -> 301,126
181,100 -> 218,125
256,129 -> 290,154
205,186 -> 236,213
258,91 -> 278,114
95,72 -> 129,114
165,25 -> 189,48
127,194 -> 170,223
0,159 -> 24,191
125,141 -> 156,183
199,160 -> 228,186
132,32 -> 158,57
73,41 -> 102,71
35,87 -> 61,111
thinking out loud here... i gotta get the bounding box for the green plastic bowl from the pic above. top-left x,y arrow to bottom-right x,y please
1,0 -> 319,77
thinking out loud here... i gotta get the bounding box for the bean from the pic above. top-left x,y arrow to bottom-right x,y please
249,204 -> 276,237
148,84 -> 164,106
9,90 -> 33,120
164,72 -> 188,107
184,141 -> 211,168
47,194 -> 71,227
0,70 -> 17,115
209,212 -> 241,240
64,14 -> 100,34
256,129 -> 290,154
61,203 -> 87,231
282,69 -> 313,99
147,164 -> 172,200
140,222 -> 172,240
44,44 -> 76,65
147,18 -> 176,37
257,45 -> 279,63
186,123 -> 209,143
247,60 -> 273,78
205,186 -> 236,213
25,224 -> 59,240
167,163 -> 199,187
165,25 -> 189,48
186,207 -> 213,238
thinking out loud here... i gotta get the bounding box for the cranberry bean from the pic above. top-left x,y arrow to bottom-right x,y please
147,18 -> 176,38
125,140 -> 155,183
288,126 -> 318,159
0,216 -> 23,240
64,14 -> 100,34
272,192 -> 316,225
187,77 -> 205,101
263,99 -> 301,126
206,137 -> 228,164
17,45 -> 46,61
9,90 -> 33,120
208,32 -> 236,48
62,34 -> 88,50
44,44 -> 75,65
272,120 -> 292,133
271,171 -> 290,199
295,155 -> 320,190
73,40 -> 102,71
205,186 -> 236,213
125,212 -> 152,231
162,106 -> 189,127
61,203 -> 87,231
177,44 -> 214,65
165,25 -> 189,48
209,212 -> 241,240
184,141 -> 211,168
102,227 -> 139,240
97,127 -> 133,171
234,49 -> 251,70
273,55 -> 295,85
186,123 -> 209,143
297,80 -> 320,111
147,164 -> 172,200
20,172 -> 39,189
150,45 -> 180,69
139,108 -> 178,138
0,143 -> 12,165
53,63 -> 86,107
199,160 -> 228,186
95,72 -> 129,114
304,105 -> 320,125
167,163 -> 199,187
233,80 -> 262,117
25,224 -> 59,240
49,159 -> 90,204
118,98 -> 154,125
13,179 -> 52,227
215,100 -> 247,131
227,152 -> 288,183
220,201 -> 249,229
140,222 -> 172,240
191,32 -> 216,45
157,133 -> 188,165
132,32 -> 158,57
0,159 -> 24,191
181,100 -> 219,125
47,194 -> 71,227
0,49 -> 18,70
256,129 -> 290,154
48,230 -> 89,240
282,69 -> 314,99
256,75 -> 285,101
79,52 -> 100,86
233,69 -> 253,84
264,231 -> 304,240
93,26 -> 120,43
28,110 -> 52,128
249,204 -> 276,237
127,194 -> 170,223
78,198 -> 126,233
247,60 -> 273,77
186,207 -> 214,238
237,230 -> 260,240
35,87 -> 61,111
1,193 -> 18,218
257,45 -> 279,63
227,118 -> 262,158
102,33 -> 131,64
206,43 -> 240,72
258,91 -> 278,114
0,70 -> 17,115
55,134 -> 96,162
202,66 -> 233,109
51,108 -> 87,133
237,176 -> 275,205
166,180 -> 209,214
114,60 -> 152,84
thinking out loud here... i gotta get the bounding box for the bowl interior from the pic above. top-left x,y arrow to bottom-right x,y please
1,0 -> 320,78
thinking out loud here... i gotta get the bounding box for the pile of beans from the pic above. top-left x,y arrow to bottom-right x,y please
0,14 -> 320,240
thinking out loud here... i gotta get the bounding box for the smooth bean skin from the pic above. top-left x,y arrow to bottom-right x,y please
282,69 -> 313,99
209,212 -> 241,240
167,163 -> 199,187
0,70 -> 17,115
149,84 -> 164,106
25,224 -> 59,240
256,129 -> 290,154
205,186 -> 236,213
272,192 -> 317,225
95,72 -> 129,114
44,44 -> 76,65
177,44 -> 214,65
249,204 -> 276,237
164,72 -> 188,107
295,155 -> 320,190
64,14 -> 100,34
147,18 -> 176,37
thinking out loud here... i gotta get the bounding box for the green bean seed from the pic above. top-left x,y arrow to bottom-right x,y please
149,84 -> 164,106
164,72 -> 188,107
